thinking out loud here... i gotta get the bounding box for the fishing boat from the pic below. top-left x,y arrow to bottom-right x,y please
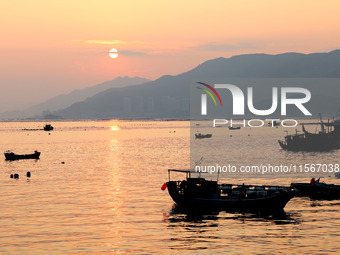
43,124 -> 54,131
278,115 -> 340,151
4,150 -> 41,160
195,133 -> 212,139
268,120 -> 280,127
163,169 -> 294,212
291,179 -> 340,199
229,126 -> 241,130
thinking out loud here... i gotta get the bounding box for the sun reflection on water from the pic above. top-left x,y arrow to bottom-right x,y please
110,125 -> 120,131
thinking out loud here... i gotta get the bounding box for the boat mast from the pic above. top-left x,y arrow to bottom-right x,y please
328,119 -> 330,133
319,113 -> 325,133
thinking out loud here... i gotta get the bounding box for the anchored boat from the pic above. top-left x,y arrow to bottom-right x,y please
229,126 -> 241,130
163,169 -> 294,212
269,120 -> 280,127
292,179 -> 340,200
195,133 -> 212,139
43,124 -> 54,131
4,150 -> 41,160
278,115 -> 340,151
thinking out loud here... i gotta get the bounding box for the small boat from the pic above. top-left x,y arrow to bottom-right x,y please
195,133 -> 212,139
43,124 -> 54,131
268,120 -> 280,127
229,126 -> 241,130
4,150 -> 41,160
278,115 -> 340,151
278,130 -> 337,151
291,179 -> 340,200
164,169 -> 294,212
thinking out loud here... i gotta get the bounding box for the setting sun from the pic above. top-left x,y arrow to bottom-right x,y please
109,48 -> 118,58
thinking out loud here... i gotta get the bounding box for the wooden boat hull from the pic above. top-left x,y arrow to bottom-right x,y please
278,139 -> 337,152
4,151 -> 41,161
167,180 -> 294,212
291,182 -> 340,200
278,140 -> 288,150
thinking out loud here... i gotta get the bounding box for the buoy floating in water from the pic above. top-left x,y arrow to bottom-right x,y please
161,183 -> 167,191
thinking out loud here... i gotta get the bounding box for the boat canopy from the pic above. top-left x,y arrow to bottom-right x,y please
168,169 -> 193,181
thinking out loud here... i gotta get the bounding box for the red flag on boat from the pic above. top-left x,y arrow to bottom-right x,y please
161,183 -> 167,190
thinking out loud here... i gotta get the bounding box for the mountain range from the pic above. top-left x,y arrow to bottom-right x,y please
2,50 -> 340,119
0,76 -> 150,119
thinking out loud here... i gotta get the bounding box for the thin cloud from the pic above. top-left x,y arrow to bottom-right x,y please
70,40 -> 127,45
70,40 -> 151,45
120,50 -> 145,56
86,40 -> 128,45
195,42 -> 261,51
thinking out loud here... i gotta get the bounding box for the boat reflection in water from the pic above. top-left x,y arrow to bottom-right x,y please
165,203 -> 300,252
168,203 -> 298,225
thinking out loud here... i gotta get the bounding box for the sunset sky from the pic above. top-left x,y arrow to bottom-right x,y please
1,0 -> 340,112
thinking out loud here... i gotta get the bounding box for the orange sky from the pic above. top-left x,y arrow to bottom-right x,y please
1,0 -> 340,111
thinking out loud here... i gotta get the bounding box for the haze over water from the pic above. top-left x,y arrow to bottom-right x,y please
1,121 -> 340,254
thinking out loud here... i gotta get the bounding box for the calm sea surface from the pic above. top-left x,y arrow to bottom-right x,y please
1,120 -> 340,254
